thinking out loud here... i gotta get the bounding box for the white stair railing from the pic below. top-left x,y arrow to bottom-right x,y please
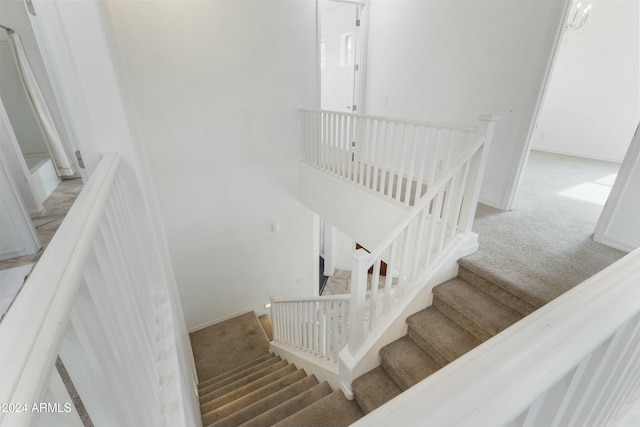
273,110 -> 497,380
352,247 -> 640,427
300,109 -> 480,206
346,121 -> 494,354
271,296 -> 350,363
0,153 -> 198,427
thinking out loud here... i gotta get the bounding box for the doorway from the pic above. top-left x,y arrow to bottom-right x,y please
319,0 -> 366,113
510,0 -> 638,241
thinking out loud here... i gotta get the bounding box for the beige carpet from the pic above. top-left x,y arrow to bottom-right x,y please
461,151 -> 627,308
190,311 -> 271,382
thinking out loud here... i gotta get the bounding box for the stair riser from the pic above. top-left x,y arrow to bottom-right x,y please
407,327 -> 449,367
200,360 -> 289,404
352,366 -> 402,415
432,297 -> 493,342
198,353 -> 276,390
201,364 -> 297,414
202,369 -> 307,426
209,376 -> 319,427
239,382 -> 333,427
199,356 -> 282,396
458,266 -> 538,316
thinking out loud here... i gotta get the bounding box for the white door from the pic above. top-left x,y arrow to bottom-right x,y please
320,1 -> 362,112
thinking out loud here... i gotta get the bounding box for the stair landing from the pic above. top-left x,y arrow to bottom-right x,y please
190,311 -> 271,382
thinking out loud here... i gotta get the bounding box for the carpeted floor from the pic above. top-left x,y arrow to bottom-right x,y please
460,150 -> 627,308
190,311 -> 271,382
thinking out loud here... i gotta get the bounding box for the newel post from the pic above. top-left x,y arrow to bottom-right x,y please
459,115 -> 499,233
348,248 -> 370,355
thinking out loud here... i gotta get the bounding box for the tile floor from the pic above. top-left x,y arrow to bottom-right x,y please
0,178 -> 83,272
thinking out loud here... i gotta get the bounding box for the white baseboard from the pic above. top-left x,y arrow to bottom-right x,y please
532,147 -> 623,164
593,234 -> 635,254
188,307 -> 256,333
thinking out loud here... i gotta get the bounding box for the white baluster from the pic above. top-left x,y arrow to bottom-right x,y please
370,120 -> 382,192
403,125 -> 418,205
394,123 -> 409,203
319,301 -> 326,357
348,249 -> 369,355
459,115 -> 498,233
331,301 -> 339,361
413,125 -> 430,204
369,259 -> 381,330
383,243 -> 396,315
311,301 -> 320,355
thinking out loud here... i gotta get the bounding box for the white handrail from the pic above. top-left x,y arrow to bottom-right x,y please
301,108 -> 479,132
0,154 -> 120,426
0,153 -> 196,427
271,295 -> 350,304
273,110 -> 497,378
366,134 -> 484,262
352,248 -> 640,427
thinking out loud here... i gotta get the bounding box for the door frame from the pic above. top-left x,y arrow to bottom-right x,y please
593,121 -> 640,252
500,0 -> 572,211
317,0 -> 369,114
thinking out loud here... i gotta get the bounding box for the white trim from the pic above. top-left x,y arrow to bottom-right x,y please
594,121 -> 640,249
502,0 -> 573,211
187,307 -> 255,333
532,146 -> 623,165
594,234 -> 635,254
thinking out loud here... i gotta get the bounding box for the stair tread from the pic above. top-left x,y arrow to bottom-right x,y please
273,390 -> 364,427
203,369 -> 309,426
239,382 -> 333,427
199,353 -> 276,389
380,336 -> 441,390
200,364 -> 297,414
458,264 -> 538,317
200,359 -> 289,404
407,306 -> 482,366
352,366 -> 402,414
199,356 -> 282,396
434,278 -> 523,340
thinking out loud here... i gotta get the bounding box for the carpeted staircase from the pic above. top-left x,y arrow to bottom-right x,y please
195,261 -> 543,426
194,312 -> 365,427
351,262 -> 535,413
197,353 -> 364,427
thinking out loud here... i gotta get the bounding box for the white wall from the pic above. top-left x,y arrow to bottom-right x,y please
531,0 -> 639,163
30,2 -> 203,423
0,0 -> 70,159
106,0 -> 318,330
363,0 -> 567,209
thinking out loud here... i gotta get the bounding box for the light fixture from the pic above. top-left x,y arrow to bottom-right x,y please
565,2 -> 592,31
